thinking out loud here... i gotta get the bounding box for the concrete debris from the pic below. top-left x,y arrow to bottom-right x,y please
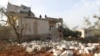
19,40 -> 100,56
94,52 -> 100,56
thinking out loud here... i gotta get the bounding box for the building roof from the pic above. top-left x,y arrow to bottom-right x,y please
6,3 -> 63,23
45,17 -> 63,23
24,16 -> 63,23
6,2 -> 35,17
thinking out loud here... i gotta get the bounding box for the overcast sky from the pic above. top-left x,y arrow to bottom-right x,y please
0,0 -> 100,29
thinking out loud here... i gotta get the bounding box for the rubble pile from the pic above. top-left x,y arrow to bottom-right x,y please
0,40 -> 99,56
21,40 -> 100,56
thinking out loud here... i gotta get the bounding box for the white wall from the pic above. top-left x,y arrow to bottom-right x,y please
18,18 -> 49,35
77,29 -> 85,38
18,18 -> 34,35
7,3 -> 20,13
85,30 -> 95,37
37,20 -> 49,34
78,29 -> 95,38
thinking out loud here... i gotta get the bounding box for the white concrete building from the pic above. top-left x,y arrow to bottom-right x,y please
77,29 -> 95,38
6,3 -> 63,40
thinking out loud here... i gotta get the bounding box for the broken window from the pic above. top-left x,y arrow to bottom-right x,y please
49,26 -> 53,30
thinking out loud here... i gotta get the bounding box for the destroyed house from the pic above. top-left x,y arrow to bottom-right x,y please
6,3 -> 63,40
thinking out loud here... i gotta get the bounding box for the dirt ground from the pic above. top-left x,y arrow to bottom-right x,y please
0,41 -> 53,56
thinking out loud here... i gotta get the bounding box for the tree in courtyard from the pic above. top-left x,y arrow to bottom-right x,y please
0,7 -> 23,44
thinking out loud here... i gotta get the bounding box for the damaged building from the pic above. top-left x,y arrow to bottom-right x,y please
6,3 -> 63,41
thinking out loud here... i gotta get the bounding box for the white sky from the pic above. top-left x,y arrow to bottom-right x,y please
0,0 -> 100,29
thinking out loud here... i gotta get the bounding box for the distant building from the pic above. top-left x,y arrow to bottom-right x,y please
77,29 -> 95,38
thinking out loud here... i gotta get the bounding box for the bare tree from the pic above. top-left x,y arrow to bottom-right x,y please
84,17 -> 92,29
0,7 -> 22,44
84,15 -> 100,38
94,15 -> 100,29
